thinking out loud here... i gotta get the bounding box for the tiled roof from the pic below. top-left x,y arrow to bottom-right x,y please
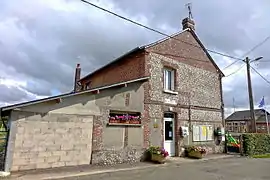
225,109 -> 269,121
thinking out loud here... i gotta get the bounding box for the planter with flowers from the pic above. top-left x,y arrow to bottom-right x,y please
147,146 -> 169,164
185,146 -> 207,159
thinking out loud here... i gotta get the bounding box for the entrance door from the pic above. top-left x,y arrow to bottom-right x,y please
164,117 -> 175,156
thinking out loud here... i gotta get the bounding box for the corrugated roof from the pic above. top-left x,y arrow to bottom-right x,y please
226,109 -> 269,121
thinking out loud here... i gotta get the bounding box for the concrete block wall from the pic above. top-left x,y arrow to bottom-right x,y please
8,111 -> 93,171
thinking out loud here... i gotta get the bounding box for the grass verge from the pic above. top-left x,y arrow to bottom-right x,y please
252,154 -> 270,158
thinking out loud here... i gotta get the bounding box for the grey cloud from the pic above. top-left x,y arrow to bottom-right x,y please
223,72 -> 270,111
0,84 -> 34,103
0,0 -> 160,98
0,0 -> 270,111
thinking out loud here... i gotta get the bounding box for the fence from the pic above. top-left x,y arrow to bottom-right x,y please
0,118 -> 8,171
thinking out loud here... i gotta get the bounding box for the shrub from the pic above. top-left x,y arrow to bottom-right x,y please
242,133 -> 270,156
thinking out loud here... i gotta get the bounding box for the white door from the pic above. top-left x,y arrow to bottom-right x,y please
164,117 -> 175,156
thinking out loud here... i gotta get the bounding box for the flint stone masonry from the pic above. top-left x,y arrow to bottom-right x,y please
145,49 -> 223,155
148,53 -> 221,109
9,112 -> 93,171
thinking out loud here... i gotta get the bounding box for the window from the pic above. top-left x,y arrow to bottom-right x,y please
164,68 -> 175,91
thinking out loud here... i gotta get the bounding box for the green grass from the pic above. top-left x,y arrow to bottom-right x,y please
0,132 -> 6,152
252,154 -> 270,158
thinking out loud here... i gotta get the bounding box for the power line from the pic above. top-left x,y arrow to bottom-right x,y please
81,0 -> 242,61
223,34 -> 270,71
225,64 -> 245,77
250,65 -> 270,85
242,36 -> 270,57
222,60 -> 242,71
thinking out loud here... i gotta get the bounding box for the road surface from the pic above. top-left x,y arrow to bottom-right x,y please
58,157 -> 270,180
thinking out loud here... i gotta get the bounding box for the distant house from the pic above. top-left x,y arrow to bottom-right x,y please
225,109 -> 270,134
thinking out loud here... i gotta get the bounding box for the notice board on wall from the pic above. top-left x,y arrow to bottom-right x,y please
192,125 -> 214,142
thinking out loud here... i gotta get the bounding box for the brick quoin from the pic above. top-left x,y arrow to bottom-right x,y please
92,116 -> 103,151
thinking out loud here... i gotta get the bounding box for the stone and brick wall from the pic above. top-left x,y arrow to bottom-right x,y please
7,112 -> 93,171
91,90 -> 145,165
144,33 -> 224,154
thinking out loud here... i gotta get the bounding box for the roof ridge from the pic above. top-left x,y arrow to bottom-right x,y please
143,28 -> 189,48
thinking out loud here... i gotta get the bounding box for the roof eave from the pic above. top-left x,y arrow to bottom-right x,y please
1,76 -> 150,112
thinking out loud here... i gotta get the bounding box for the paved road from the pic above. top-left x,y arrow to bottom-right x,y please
58,158 -> 270,180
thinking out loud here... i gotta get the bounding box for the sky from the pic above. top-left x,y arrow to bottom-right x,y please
0,0 -> 270,117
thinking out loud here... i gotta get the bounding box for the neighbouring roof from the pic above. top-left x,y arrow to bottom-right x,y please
0,77 -> 149,112
226,109 -> 270,121
79,28 -> 224,82
257,114 -> 270,123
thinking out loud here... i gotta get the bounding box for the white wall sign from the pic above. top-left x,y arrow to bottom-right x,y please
207,126 -> 214,141
193,125 -> 214,142
164,98 -> 177,105
192,125 -> 200,141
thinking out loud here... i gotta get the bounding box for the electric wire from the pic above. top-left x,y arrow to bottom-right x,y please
81,0 -> 243,61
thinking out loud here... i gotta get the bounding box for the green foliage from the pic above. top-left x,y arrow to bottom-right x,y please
146,146 -> 169,157
185,145 -> 207,154
242,133 -> 270,156
252,154 -> 270,158
0,117 -> 7,153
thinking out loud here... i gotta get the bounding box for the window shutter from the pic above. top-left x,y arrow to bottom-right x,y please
171,70 -> 175,90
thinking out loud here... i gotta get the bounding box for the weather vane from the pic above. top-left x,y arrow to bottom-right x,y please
185,3 -> 193,19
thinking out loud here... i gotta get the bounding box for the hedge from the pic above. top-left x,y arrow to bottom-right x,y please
242,133 -> 270,156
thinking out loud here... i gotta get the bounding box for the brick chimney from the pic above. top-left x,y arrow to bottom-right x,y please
182,17 -> 195,31
74,63 -> 81,92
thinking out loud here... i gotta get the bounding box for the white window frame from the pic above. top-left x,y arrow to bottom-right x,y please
163,68 -> 176,92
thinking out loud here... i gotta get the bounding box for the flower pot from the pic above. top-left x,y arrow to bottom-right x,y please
151,154 -> 166,164
109,119 -> 116,123
188,151 -> 203,159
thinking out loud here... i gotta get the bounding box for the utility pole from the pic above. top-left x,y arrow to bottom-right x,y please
244,57 -> 257,133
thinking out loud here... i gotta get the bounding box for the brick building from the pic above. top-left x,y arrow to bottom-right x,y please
225,109 -> 270,133
0,17 -> 225,172
77,17 -> 225,157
